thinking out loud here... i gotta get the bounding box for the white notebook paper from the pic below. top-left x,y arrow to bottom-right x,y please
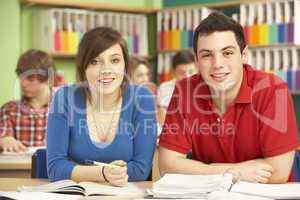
231,181 -> 300,199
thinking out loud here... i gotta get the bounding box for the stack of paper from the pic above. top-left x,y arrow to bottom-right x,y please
148,173 -> 232,199
231,181 -> 300,199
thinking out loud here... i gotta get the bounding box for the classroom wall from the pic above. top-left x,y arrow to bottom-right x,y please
0,0 -> 20,106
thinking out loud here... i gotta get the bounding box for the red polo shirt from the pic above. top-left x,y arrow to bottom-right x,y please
159,64 -> 299,170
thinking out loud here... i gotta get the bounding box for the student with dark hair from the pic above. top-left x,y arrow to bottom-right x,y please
159,12 -> 299,183
0,49 -> 56,152
47,27 -> 157,186
157,50 -> 198,124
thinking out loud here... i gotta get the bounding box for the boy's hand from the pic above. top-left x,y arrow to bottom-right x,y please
233,160 -> 274,183
0,136 -> 27,153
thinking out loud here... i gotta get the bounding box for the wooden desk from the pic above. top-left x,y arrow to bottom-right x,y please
0,154 -> 32,178
0,178 -> 152,200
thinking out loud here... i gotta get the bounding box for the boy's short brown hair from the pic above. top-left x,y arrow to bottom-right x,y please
15,49 -> 56,82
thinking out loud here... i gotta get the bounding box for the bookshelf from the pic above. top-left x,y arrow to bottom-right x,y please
20,0 -> 158,84
20,0 -> 300,94
51,52 -> 155,61
156,0 -> 300,94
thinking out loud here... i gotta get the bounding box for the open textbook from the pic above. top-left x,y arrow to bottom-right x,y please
18,179 -> 144,196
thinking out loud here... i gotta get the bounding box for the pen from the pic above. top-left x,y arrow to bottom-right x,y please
84,160 -> 122,168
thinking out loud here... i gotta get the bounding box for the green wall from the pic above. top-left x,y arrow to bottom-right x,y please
0,0 -> 20,105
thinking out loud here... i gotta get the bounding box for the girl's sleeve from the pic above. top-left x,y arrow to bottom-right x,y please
47,86 -> 75,181
127,86 -> 157,181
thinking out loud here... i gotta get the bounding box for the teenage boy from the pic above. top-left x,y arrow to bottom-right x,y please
159,13 -> 299,183
0,49 -> 56,152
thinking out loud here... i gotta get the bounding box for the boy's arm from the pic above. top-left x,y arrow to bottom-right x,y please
159,147 -> 285,183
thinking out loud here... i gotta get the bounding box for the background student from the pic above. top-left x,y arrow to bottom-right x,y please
47,27 -> 157,186
157,50 -> 198,123
159,12 -> 299,183
128,56 -> 163,127
128,56 -> 152,85
0,49 -> 56,152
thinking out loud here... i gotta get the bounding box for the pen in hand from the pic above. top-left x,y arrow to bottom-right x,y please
84,160 -> 124,168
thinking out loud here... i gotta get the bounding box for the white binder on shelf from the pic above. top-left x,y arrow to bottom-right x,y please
192,8 -> 200,31
294,0 -> 300,44
264,48 -> 271,73
86,11 -> 95,31
95,12 -> 104,28
256,49 -> 263,71
139,15 -> 148,56
33,9 -> 61,53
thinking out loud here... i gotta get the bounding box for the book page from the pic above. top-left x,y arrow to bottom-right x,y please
18,179 -> 85,195
151,173 -> 232,195
208,191 -> 273,200
0,191 -> 81,200
78,181 -> 144,196
231,181 -> 300,199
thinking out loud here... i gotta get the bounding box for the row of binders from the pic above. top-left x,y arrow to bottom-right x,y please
33,8 -> 148,56
248,47 -> 300,91
239,0 -> 300,47
157,48 -> 300,91
157,7 -> 213,50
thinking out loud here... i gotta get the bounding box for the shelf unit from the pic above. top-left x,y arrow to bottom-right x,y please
157,44 -> 300,52
51,52 -> 155,60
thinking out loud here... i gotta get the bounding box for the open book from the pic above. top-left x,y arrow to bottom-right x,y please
18,179 -> 144,196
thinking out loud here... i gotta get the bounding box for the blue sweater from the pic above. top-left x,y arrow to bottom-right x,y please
47,84 -> 157,182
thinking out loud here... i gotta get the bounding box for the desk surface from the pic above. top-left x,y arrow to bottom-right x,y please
0,178 -> 152,200
0,154 -> 31,170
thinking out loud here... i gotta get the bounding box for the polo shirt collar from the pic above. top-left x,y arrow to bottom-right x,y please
196,64 -> 252,104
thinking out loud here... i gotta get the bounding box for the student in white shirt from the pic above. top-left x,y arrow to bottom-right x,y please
157,50 -> 198,123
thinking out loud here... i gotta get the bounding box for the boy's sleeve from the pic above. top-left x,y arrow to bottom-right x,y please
0,102 -> 15,138
259,83 -> 299,157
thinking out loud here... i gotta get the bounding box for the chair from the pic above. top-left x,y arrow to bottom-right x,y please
187,150 -> 193,159
146,169 -> 152,181
31,148 -> 48,178
293,149 -> 300,182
